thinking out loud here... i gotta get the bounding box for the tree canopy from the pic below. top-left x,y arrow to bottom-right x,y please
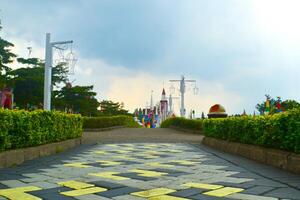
0,23 -> 16,88
53,85 -> 100,116
99,100 -> 130,116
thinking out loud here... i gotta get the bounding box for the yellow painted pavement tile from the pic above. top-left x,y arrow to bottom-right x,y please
61,187 -> 107,197
112,155 -> 135,160
147,162 -> 174,168
0,186 -> 41,192
0,186 -> 42,200
131,188 -> 176,198
121,144 -> 134,146
166,150 -> 182,153
107,144 -> 119,147
170,160 -> 199,166
114,150 -> 132,154
1,192 -> 42,200
161,144 -> 172,146
145,151 -> 161,154
203,187 -> 244,197
147,144 -> 158,147
143,146 -> 155,149
89,172 -> 130,180
94,150 -> 107,154
143,155 -> 160,159
149,195 -> 190,200
58,180 -> 94,190
97,160 -> 123,166
129,169 -> 168,177
63,162 -> 91,168
182,183 -> 223,190
123,147 -> 135,151
134,153 -> 148,157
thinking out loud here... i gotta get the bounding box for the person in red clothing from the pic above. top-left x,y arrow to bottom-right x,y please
1,87 -> 13,109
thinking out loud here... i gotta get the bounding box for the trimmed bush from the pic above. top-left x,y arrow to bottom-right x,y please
202,109 -> 300,153
161,109 -> 300,153
0,109 -> 82,151
83,115 -> 140,129
160,117 -> 202,130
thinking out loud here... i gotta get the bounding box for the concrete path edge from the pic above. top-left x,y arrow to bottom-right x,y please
202,136 -> 300,174
0,138 -> 82,168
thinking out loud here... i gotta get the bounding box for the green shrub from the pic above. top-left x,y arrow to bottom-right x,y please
160,117 -> 202,130
0,109 -> 82,151
83,115 -> 140,129
161,109 -> 300,153
202,109 -> 300,153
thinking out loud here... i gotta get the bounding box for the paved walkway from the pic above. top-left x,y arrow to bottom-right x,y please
0,128 -> 300,200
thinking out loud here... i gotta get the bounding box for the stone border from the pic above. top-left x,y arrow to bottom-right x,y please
202,137 -> 300,174
0,138 -> 81,168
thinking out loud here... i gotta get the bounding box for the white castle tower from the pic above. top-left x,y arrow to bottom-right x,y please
160,88 -> 168,122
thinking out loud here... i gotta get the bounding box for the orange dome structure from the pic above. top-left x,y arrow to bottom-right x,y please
208,104 -> 228,118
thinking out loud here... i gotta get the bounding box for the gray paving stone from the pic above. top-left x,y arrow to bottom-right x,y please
112,194 -> 145,200
227,193 -> 279,200
0,180 -> 28,187
169,188 -> 205,197
30,181 -> 59,189
263,187 -> 300,200
96,186 -> 141,198
189,194 -> 232,200
243,186 -> 275,195
75,194 -> 111,200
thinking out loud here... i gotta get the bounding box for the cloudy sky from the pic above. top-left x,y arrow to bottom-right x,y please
1,0 -> 299,116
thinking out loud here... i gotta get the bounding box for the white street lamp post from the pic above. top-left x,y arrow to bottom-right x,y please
43,33 -> 73,111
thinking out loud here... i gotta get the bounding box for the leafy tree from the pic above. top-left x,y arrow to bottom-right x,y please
0,23 -> 16,88
8,58 -> 68,109
99,100 -> 130,116
282,99 -> 300,111
53,85 -> 100,116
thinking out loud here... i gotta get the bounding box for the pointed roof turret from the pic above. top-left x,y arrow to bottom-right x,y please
161,88 -> 167,101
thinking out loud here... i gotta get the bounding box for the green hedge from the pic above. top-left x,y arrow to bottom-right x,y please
160,117 -> 202,130
83,115 -> 140,129
161,109 -> 300,153
0,109 -> 83,151
203,109 -> 300,153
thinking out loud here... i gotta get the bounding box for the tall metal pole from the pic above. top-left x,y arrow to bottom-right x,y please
43,33 -> 73,111
180,76 -> 185,117
44,33 -> 52,111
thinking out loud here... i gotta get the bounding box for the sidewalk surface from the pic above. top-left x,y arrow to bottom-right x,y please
0,128 -> 299,200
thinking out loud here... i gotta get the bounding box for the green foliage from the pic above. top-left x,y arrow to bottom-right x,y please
161,109 -> 300,153
0,109 -> 82,151
83,115 -> 140,129
282,99 -> 300,111
202,109 -> 300,153
0,23 -> 16,88
7,58 -> 68,109
160,117 -> 202,130
99,100 -> 130,116
53,85 -> 100,116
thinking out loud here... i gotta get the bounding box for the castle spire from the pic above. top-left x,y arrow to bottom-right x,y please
161,88 -> 166,100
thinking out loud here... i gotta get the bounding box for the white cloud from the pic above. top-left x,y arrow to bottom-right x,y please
4,32 -> 243,116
